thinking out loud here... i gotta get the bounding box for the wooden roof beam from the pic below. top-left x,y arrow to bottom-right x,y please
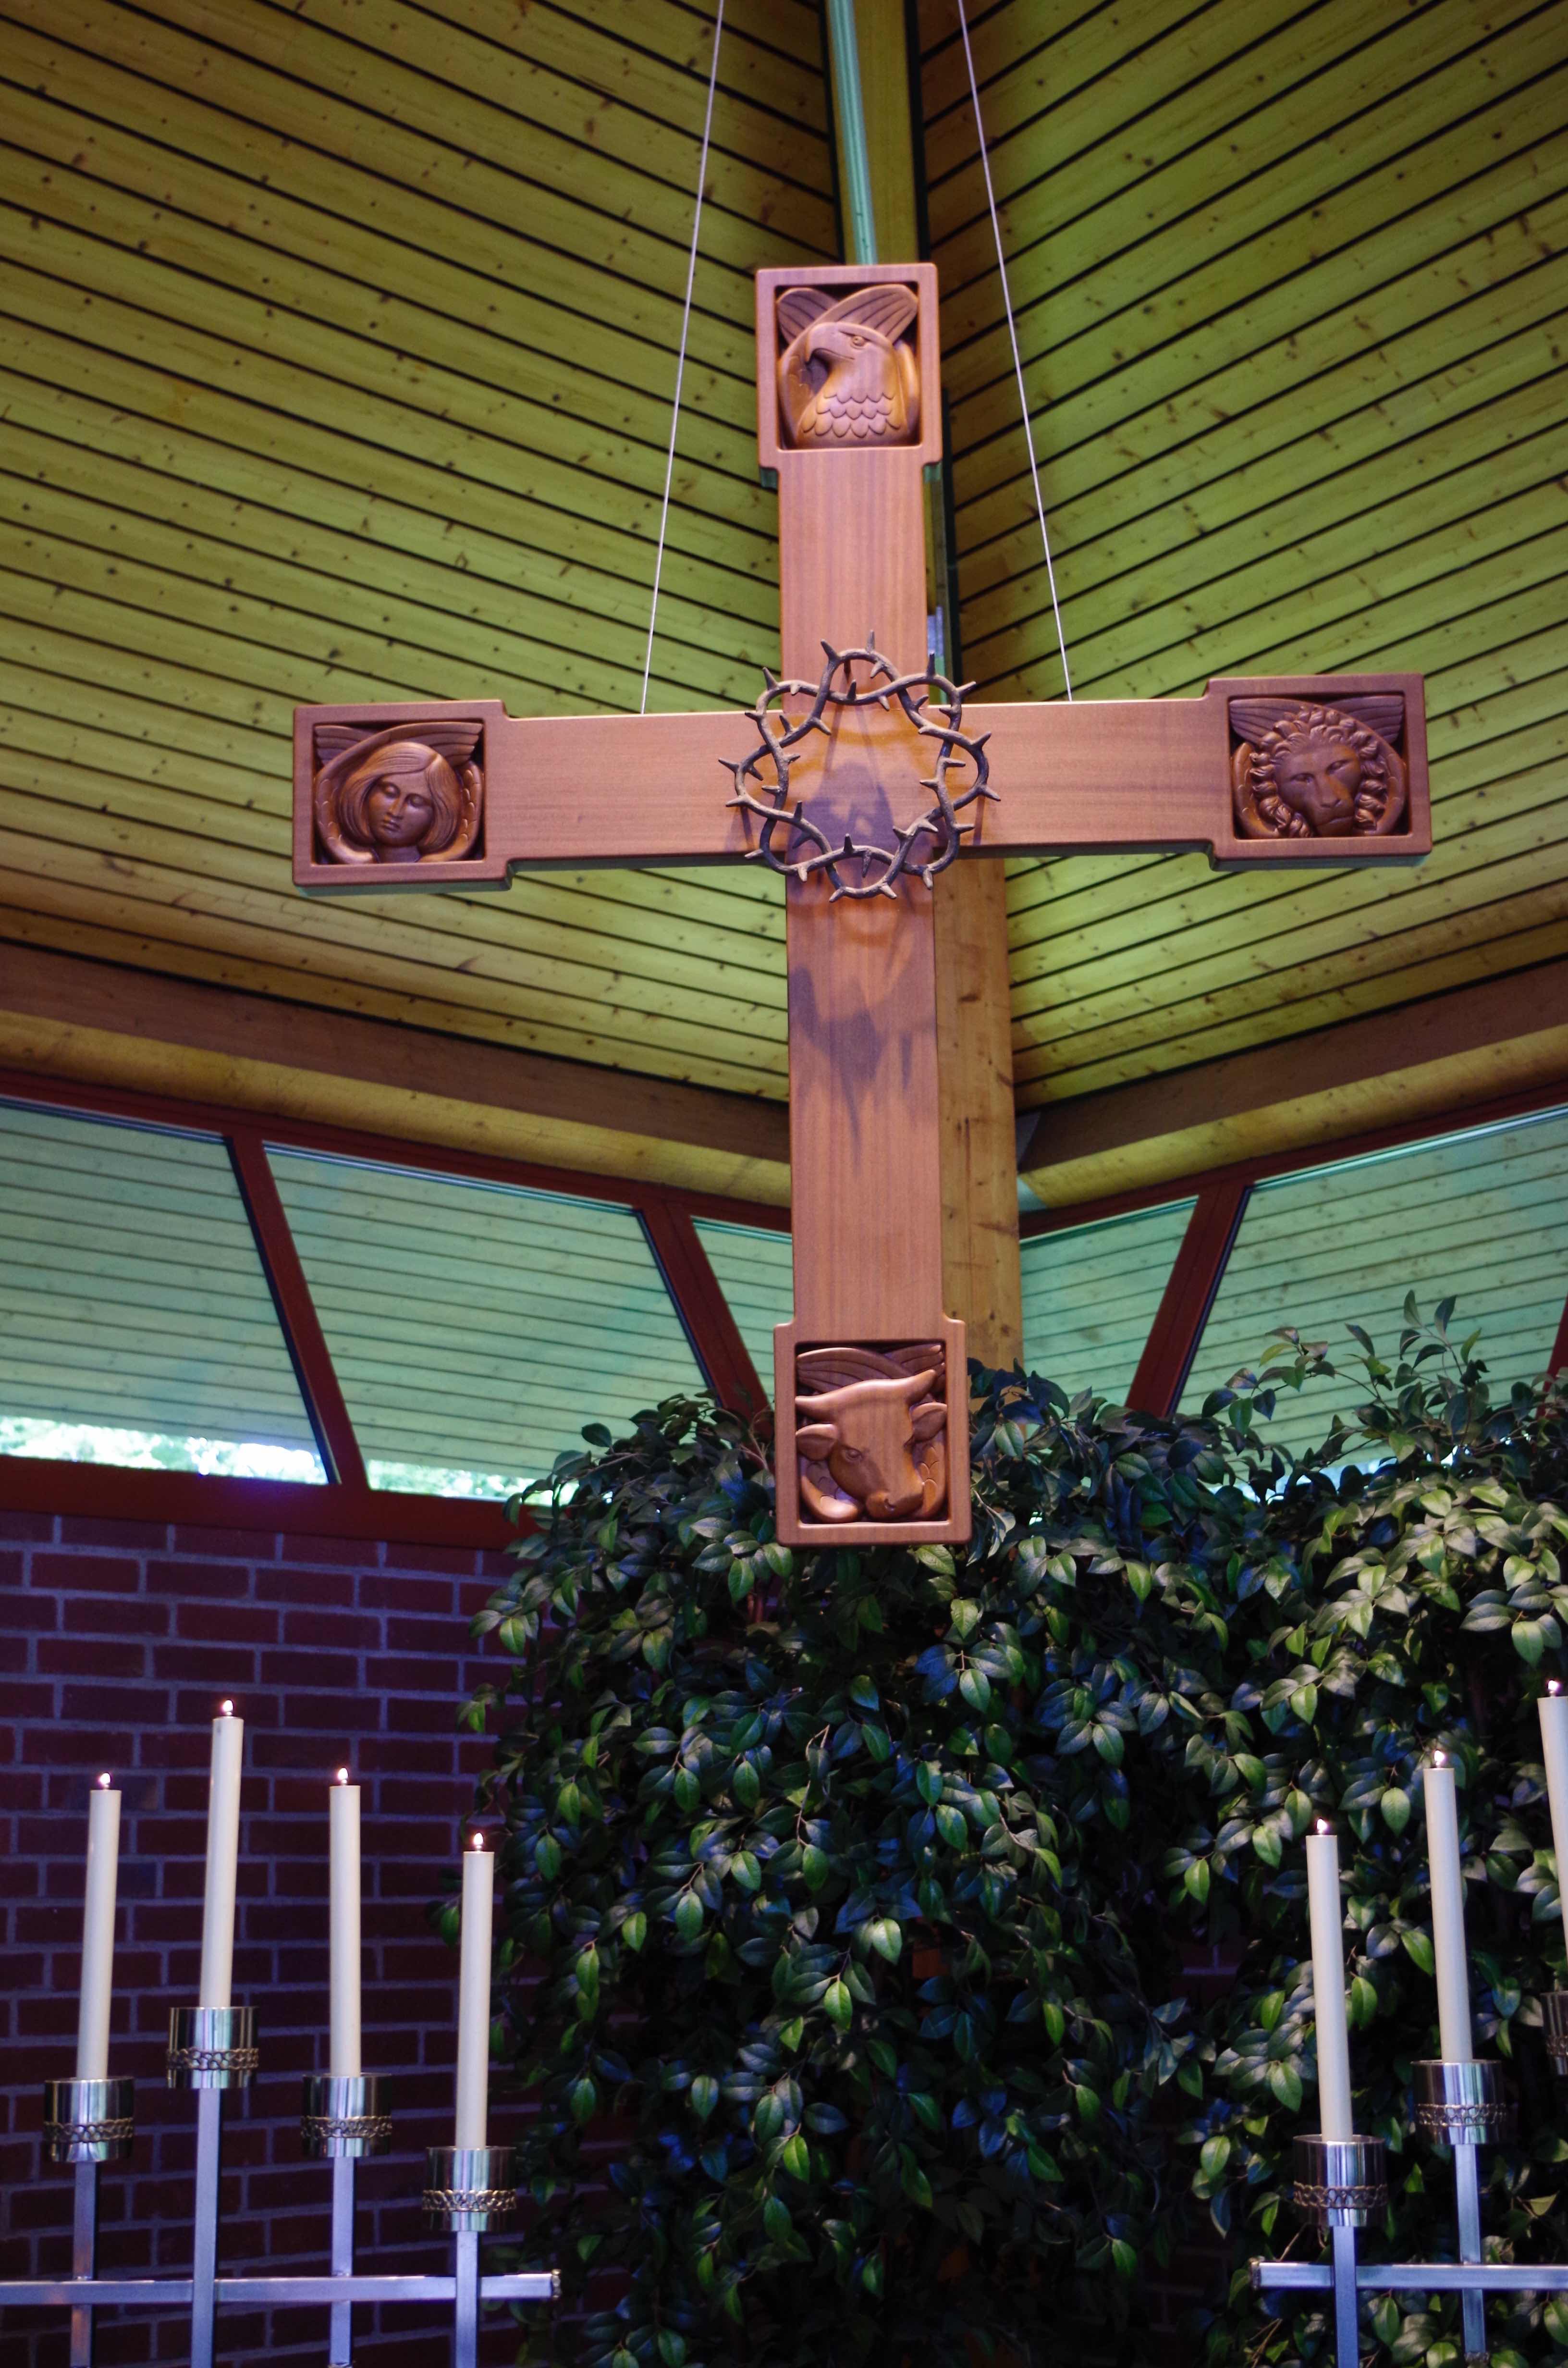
1021,958 -> 1568,1210
0,943 -> 791,1208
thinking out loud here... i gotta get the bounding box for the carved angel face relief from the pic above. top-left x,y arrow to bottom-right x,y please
313,723 -> 484,865
794,1343 -> 947,1524
1230,697 -> 1408,841
775,284 -> 921,449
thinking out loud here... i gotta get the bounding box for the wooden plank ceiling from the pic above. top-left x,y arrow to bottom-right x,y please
0,0 -> 821,1102
0,0 -> 1564,1183
922,0 -> 1568,1124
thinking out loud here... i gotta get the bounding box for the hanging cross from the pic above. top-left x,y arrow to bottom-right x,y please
293,262 -> 1430,1548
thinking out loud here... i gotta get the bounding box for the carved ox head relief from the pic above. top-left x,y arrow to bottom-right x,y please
795,1344 -> 947,1525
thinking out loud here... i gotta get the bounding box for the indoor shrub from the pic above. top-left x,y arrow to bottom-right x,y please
450,1303 -> 1568,2368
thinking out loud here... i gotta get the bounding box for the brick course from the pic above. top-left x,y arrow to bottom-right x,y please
0,1507 -> 529,2366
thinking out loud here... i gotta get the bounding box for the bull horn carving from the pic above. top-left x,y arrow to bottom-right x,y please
794,1344 -> 948,1526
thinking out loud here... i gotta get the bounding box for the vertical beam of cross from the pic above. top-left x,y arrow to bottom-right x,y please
830,0 -> 1024,1370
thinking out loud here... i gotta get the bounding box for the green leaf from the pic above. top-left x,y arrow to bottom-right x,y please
823,1978 -> 853,2032
690,2073 -> 719,2121
781,2132 -> 809,2180
866,1916 -> 903,1964
674,1891 -> 704,1943
623,1909 -> 647,1952
569,2075 -> 598,2125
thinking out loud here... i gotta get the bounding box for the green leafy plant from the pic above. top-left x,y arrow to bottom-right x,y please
449,1300 -> 1568,2368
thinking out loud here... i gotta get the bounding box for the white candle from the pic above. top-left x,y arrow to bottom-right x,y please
329,1770 -> 362,2080
1540,1684 -> 1568,1891
1305,1822 -> 1354,2142
197,1702 -> 245,2012
453,1837 -> 494,2150
75,1775 -> 121,2082
1423,1755 -> 1473,2061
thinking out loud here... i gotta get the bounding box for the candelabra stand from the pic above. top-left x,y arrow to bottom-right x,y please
1253,2058 -> 1525,2367
4,2014 -> 557,2368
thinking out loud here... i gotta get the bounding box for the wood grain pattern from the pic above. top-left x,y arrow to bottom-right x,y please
922,0 -> 1568,1129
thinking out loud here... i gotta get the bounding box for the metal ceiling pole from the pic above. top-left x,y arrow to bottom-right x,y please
824,0 -> 878,262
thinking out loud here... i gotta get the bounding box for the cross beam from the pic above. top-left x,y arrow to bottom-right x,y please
293,262 -> 1431,1546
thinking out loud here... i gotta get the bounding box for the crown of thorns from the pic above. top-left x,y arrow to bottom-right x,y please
722,639 -> 996,901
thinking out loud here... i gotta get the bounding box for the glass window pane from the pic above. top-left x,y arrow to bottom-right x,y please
0,1100 -> 323,1479
1182,1106 -> 1568,1453
693,1218 -> 793,1381
269,1151 -> 704,1498
1020,1199 -> 1195,1401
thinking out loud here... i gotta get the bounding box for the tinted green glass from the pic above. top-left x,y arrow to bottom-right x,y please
692,1218 -> 793,1382
269,1151 -> 704,1497
1020,1199 -> 1195,1403
0,1100 -> 322,1477
1182,1107 -> 1568,1452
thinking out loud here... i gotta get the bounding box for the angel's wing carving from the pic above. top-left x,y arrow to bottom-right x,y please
776,287 -> 835,346
1229,695 -> 1405,750
314,720 -> 483,769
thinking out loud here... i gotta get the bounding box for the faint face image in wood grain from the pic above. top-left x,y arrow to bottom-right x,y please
1231,700 -> 1408,842
312,722 -> 484,867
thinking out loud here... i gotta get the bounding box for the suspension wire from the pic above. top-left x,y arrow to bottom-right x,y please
954,0 -> 1073,699
640,0 -> 726,715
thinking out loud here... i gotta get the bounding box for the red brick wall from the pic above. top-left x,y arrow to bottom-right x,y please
0,1505 -> 530,2366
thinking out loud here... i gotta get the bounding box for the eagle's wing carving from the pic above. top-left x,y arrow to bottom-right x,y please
833,284 -> 918,344
776,287 -> 835,346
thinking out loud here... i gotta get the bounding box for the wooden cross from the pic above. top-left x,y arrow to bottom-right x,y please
293,261 -> 1430,1549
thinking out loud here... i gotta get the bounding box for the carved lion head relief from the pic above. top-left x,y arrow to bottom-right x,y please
1230,697 -> 1408,841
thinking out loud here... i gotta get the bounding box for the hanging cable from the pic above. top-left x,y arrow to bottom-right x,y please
954,0 -> 1072,700
640,0 -> 726,715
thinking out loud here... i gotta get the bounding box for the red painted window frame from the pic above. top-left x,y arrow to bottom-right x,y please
2,1067 -> 1563,1538
1020,1077 -> 1568,1416
0,1067 -> 783,1545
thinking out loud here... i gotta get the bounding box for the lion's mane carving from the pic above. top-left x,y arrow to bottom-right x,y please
1231,696 -> 1408,841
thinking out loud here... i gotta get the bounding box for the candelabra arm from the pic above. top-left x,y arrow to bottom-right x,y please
454,2229 -> 479,2368
330,2154 -> 354,2367
70,2159 -> 96,2368
190,2086 -> 222,2368
1455,2141 -> 1486,2361
1330,2221 -> 1360,2368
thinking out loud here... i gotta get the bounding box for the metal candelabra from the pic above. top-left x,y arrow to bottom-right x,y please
1252,2012 -> 1568,2366
1,2008 -> 556,2367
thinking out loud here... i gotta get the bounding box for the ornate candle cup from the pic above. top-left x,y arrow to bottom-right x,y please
423,2144 -> 516,2231
166,2005 -> 258,2090
1544,1992 -> 1568,2076
301,2072 -> 392,2158
42,2075 -> 135,2164
1412,2058 -> 1516,2144
1290,2134 -> 1388,2228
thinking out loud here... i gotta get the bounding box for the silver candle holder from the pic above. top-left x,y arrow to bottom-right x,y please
3,2023 -> 555,2368
1541,1989 -> 1568,2073
43,2078 -> 135,2166
166,2004 -> 258,2089
1256,2057 -> 1529,2367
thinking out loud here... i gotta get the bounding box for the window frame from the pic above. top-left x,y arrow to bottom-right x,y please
0,1068 -> 785,1545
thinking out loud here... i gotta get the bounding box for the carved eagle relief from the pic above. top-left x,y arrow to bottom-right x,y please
775,284 -> 921,449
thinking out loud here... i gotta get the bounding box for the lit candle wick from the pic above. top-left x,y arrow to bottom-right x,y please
97,1772 -> 112,1790
219,1699 -> 234,1718
470,1832 -> 487,1851
335,1767 -> 350,1785
1551,1680 -> 1562,1697
1315,1817 -> 1330,1834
